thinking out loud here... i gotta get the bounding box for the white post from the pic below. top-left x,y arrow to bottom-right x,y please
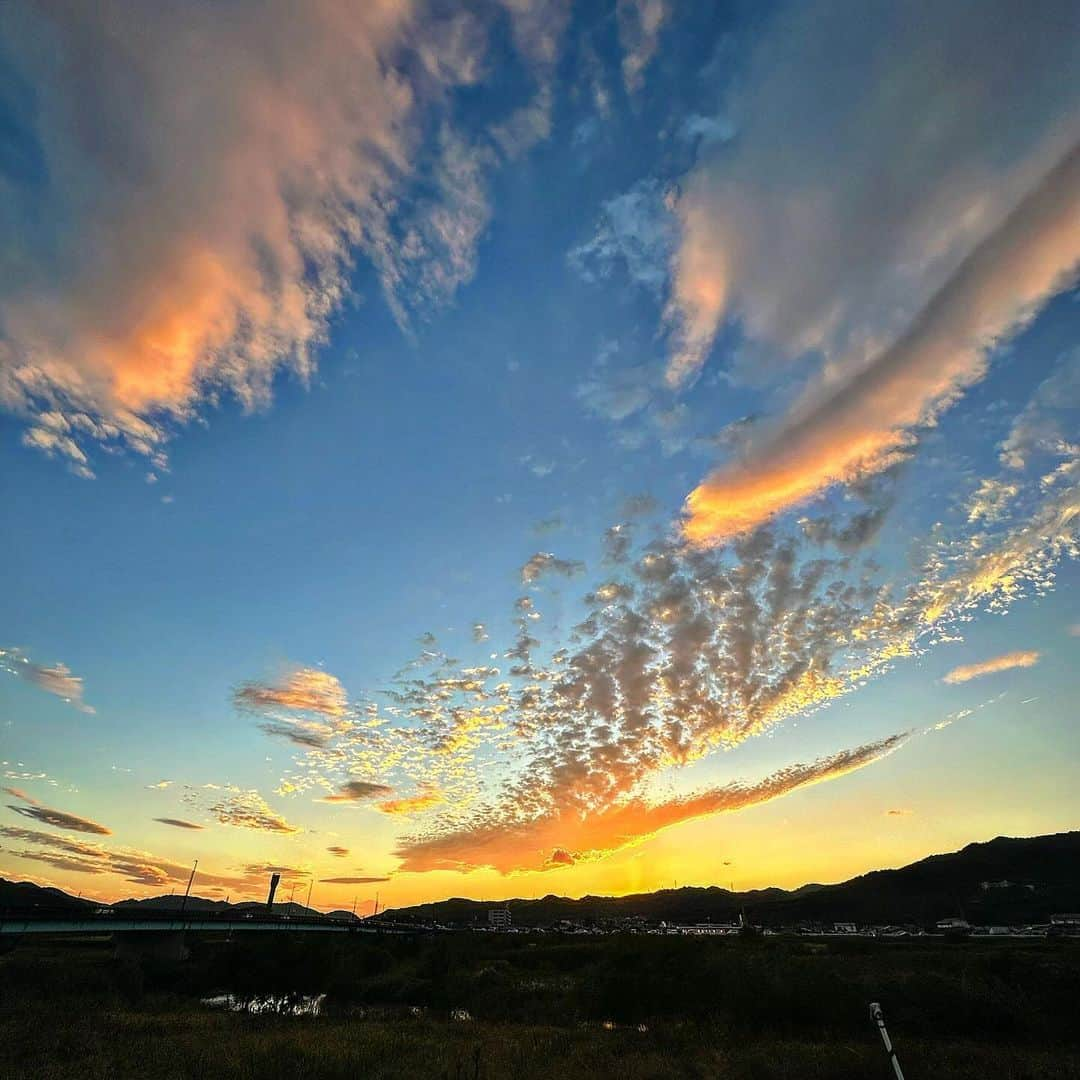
869,1002 -> 905,1080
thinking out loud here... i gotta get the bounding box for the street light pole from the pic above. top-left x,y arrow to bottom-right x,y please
180,860 -> 198,917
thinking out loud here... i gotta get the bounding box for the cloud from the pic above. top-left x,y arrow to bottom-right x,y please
569,179 -> 675,295
396,734 -> 908,872
577,359 -> 656,422
546,847 -> 575,867
519,455 -> 556,478
665,0 -> 1079,389
275,430 -> 1078,882
318,876 -> 391,885
376,787 -> 445,816
235,667 -> 349,718
999,348 -> 1080,469
326,846 -> 350,858
0,825 -> 109,861
319,780 -> 394,803
5,788 -> 111,835
369,123 -> 495,330
207,790 -> 299,834
683,143 -> 1080,543
0,2 -> 562,472
886,808 -> 914,817
966,478 -> 1020,525
616,0 -> 670,93
943,650 -> 1041,685
472,623 -> 490,644
154,818 -> 204,830
521,552 -> 586,585
0,648 -> 95,713
1,823 -> 271,893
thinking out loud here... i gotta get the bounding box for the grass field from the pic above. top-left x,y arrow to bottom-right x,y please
3,933 -> 1079,1078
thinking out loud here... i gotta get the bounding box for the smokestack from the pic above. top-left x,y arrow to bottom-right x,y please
267,873 -> 281,911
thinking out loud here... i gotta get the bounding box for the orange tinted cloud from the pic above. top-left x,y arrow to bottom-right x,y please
663,2 -> 1078,392
684,145 -> 1080,544
0,2 -> 556,472
396,733 -> 908,873
236,668 -> 349,718
377,787 -> 445,816
943,650 -> 1040,685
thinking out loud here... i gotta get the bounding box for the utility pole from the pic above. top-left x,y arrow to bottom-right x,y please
180,860 -> 198,916
351,896 -> 358,918
305,878 -> 314,913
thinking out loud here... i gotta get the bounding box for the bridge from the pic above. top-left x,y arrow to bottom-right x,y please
0,907 -> 424,939
0,907 -> 429,961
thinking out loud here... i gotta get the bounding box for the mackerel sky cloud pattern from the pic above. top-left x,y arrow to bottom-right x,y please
1,0 -> 1078,909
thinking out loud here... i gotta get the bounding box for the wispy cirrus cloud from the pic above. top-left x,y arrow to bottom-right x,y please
944,650 -> 1041,685
999,348 -> 1080,469
0,648 -> 95,713
646,1 -> 1080,542
568,179 -> 674,295
665,0 -> 1078,389
682,144 -> 1080,543
0,1 -> 564,475
4,787 -> 111,835
616,0 -> 670,93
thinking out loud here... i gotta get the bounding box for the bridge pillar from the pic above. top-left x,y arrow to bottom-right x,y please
113,930 -> 189,963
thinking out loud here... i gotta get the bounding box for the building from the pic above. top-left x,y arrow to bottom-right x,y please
936,917 -> 970,932
487,908 -> 512,930
1050,913 -> 1080,928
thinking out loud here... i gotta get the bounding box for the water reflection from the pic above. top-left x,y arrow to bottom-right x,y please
202,993 -> 326,1017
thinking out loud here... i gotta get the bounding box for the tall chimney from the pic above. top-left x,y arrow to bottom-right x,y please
267,872 -> 281,911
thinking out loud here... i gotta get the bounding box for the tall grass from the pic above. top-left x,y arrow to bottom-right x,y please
3,935 -> 1079,1078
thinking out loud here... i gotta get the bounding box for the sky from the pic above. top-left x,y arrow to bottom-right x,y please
1,0 -> 1078,914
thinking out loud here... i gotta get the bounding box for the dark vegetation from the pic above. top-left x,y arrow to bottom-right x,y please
3,932 -> 1080,1078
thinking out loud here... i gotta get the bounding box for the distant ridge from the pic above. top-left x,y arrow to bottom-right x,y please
3,831 -> 1078,925
380,831 -> 1080,927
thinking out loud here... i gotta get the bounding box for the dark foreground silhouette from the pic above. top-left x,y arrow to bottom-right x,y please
3,932 -> 1079,1079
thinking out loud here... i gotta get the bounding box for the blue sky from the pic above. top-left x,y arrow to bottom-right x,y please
1,0 -> 1078,908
